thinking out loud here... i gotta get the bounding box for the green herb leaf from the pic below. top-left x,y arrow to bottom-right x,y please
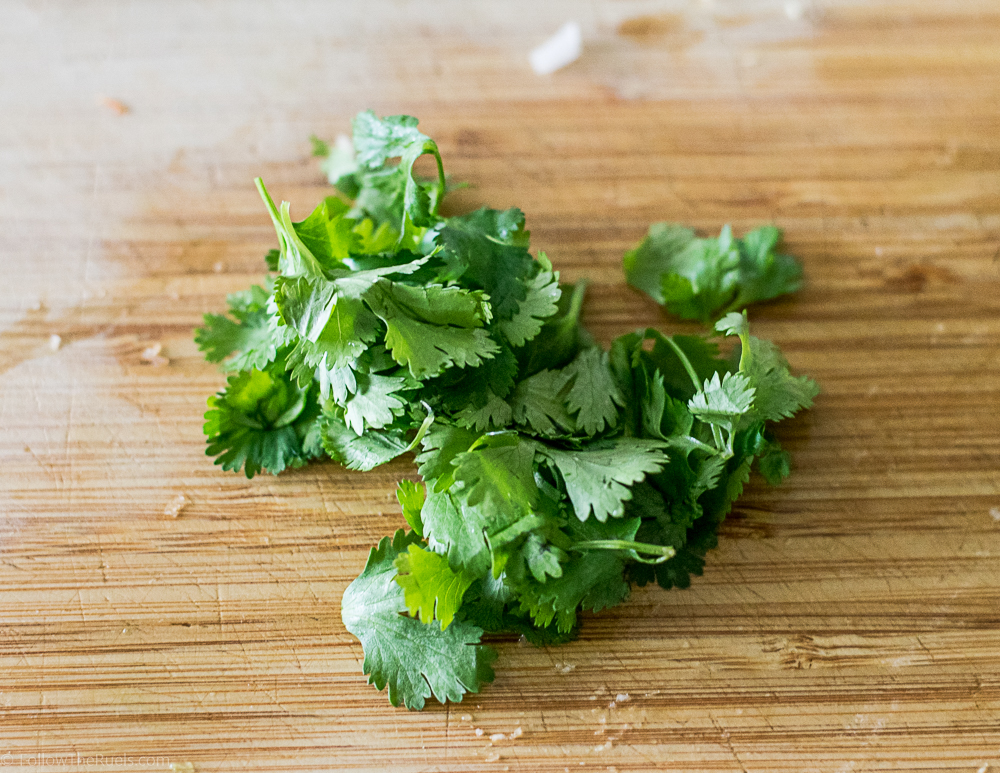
394,543 -> 478,630
341,530 -> 496,710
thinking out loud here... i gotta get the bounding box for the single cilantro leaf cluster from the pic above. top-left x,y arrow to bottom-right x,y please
196,112 -> 818,710
623,222 -> 804,324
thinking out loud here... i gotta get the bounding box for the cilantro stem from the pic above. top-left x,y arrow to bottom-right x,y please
489,515 -> 547,547
572,540 -> 676,564
677,435 -> 719,456
402,402 -> 436,454
565,279 -> 587,325
430,146 -> 446,205
662,336 -> 702,393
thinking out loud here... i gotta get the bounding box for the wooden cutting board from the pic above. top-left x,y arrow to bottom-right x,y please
2,2 -> 998,771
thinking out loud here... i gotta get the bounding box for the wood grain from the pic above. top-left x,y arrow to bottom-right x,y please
2,1 -> 999,771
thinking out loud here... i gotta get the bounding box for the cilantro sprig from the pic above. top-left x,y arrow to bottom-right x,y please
195,111 -> 818,709
623,222 -> 804,324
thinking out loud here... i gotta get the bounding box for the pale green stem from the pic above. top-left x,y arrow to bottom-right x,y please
572,540 -> 676,565
662,336 -> 702,393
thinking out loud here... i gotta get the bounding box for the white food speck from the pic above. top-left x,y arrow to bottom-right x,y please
615,693 -> 630,704
48,334 -> 62,351
784,1 -> 803,20
509,726 -> 523,739
529,21 -> 582,75
989,507 -> 1000,521
141,342 -> 169,366
164,493 -> 190,517
490,732 -> 506,743
474,728 -> 483,737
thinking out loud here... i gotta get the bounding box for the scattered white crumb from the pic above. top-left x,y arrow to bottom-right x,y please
529,21 -> 582,76
555,662 -> 576,674
141,342 -> 169,366
485,752 -> 500,763
594,740 -> 613,752
490,732 -> 506,743
783,0 -> 803,19
460,714 -> 473,722
509,726 -> 523,740
212,261 -> 224,273
607,701 -> 617,709
164,493 -> 190,517
474,728 -> 483,737
976,764 -> 989,773
588,695 -> 597,701
48,334 -> 62,351
990,507 -> 1000,522
615,693 -> 630,704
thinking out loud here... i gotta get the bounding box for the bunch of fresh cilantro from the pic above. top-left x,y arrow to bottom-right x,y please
195,111 -> 818,710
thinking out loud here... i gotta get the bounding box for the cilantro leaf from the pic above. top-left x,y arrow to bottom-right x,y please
450,434 -> 539,524
364,282 -> 499,379
688,372 -> 756,430
341,371 -> 411,434
453,390 -> 513,432
625,223 -> 805,323
514,515 -> 641,632
714,312 -> 819,426
315,134 -> 360,192
509,369 -> 575,437
204,362 -> 321,478
497,257 -> 561,347
320,414 -> 411,471
257,180 -> 335,278
420,490 -> 492,576
273,276 -> 379,370
432,344 -> 518,427
195,283 -> 289,372
396,480 -> 425,536
352,111 -> 446,229
341,530 -> 496,710
537,438 -> 669,522
415,423 -> 480,483
292,195 -> 360,265
741,337 -> 819,423
733,225 -> 803,309
562,347 -> 624,435
394,543 -> 478,630
622,223 -> 696,303
436,208 -> 535,320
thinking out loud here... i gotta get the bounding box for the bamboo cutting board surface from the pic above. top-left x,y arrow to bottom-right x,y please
2,1 -> 999,771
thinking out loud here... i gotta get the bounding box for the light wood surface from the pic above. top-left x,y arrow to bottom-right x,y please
2,1 -> 999,771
